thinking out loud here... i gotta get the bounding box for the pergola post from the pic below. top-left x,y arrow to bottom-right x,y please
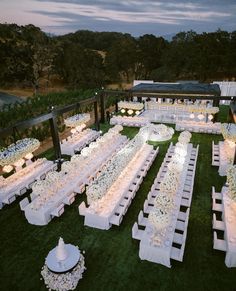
94,99 -> 100,131
49,107 -> 62,164
99,90 -> 105,123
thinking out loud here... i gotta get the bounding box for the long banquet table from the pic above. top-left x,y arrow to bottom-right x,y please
82,144 -> 158,230
134,142 -> 199,267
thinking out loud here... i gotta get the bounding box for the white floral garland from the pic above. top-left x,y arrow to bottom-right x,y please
64,113 -> 90,128
148,208 -> 171,230
226,165 -> 236,201
0,138 -> 40,166
41,253 -> 86,291
118,101 -> 144,111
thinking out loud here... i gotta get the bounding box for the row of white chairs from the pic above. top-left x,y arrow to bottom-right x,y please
211,186 -> 227,252
212,141 -> 220,166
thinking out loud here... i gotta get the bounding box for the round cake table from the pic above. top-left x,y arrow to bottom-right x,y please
46,244 -> 80,273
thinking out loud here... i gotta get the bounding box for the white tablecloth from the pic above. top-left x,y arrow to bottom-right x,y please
222,187 -> 236,267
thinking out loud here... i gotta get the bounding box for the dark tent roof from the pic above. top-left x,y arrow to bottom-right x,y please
131,82 -> 220,96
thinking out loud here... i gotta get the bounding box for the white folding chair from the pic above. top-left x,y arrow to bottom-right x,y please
138,210 -> 148,227
212,187 -> 222,200
51,204 -> 64,217
212,199 -> 223,212
143,200 -> 153,214
110,212 -> 123,226
19,197 -> 29,211
213,231 -> 227,251
132,222 -> 144,240
78,202 -> 87,216
212,213 -> 225,231
170,245 -> 184,262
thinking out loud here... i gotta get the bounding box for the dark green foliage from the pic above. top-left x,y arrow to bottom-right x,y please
1,24 -> 235,88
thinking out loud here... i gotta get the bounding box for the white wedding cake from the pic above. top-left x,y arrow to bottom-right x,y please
56,237 -> 68,261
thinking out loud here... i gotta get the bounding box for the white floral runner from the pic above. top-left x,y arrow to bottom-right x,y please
219,141 -> 235,176
61,129 -> 100,156
81,144 -> 158,230
133,142 -> 199,267
0,159 -> 56,209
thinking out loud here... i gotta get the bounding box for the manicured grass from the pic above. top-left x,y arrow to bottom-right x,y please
0,124 -> 235,291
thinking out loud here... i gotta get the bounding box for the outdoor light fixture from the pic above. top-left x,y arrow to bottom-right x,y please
13,158 -> 25,167
189,113 -> 195,119
25,152 -> 33,160
197,113 -> 204,120
208,114 -> 214,121
2,165 -> 13,173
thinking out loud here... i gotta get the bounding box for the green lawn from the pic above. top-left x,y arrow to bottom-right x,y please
1,121 -> 235,291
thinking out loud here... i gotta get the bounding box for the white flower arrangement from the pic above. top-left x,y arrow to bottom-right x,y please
118,101 -> 144,111
148,208 -> 170,231
221,123 -> 236,143
0,138 -> 40,166
154,192 -> 174,211
159,171 -> 180,194
167,160 -> 184,172
178,131 -> 191,144
64,113 -> 90,128
226,165 -> 236,201
148,123 -> 174,142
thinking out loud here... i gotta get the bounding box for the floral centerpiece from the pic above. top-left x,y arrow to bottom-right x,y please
226,165 -> 236,201
0,138 -> 40,167
221,123 -> 236,143
148,208 -> 171,231
64,113 -> 90,128
118,101 -> 144,111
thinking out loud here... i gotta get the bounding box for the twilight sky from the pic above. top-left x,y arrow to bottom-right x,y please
1,0 -> 236,36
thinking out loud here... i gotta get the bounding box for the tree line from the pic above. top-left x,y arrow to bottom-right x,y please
0,24 -> 235,91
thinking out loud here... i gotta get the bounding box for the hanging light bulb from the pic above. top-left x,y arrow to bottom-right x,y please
121,109 -> 125,114
3,165 -> 13,173
127,109 -> 133,115
135,110 -> 140,115
25,152 -> 33,160
197,113 -> 205,120
208,114 -> 213,121
189,113 -> 195,119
